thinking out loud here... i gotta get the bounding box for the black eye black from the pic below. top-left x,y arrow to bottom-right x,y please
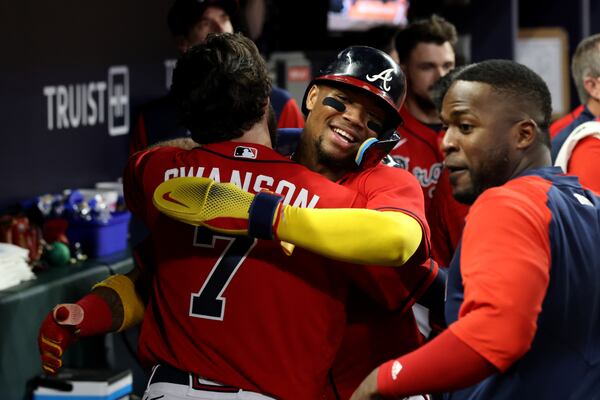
367,121 -> 383,133
322,97 -> 346,112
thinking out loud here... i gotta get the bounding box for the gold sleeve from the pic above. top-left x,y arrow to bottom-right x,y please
276,207 -> 423,266
93,274 -> 145,331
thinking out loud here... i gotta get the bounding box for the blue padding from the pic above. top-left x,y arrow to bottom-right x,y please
248,192 -> 283,239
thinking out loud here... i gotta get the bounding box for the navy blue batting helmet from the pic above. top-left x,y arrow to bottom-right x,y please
302,46 -> 406,137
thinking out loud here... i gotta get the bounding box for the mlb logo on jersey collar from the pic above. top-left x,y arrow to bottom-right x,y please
234,146 -> 258,159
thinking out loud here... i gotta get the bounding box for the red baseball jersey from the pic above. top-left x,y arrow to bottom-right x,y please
123,142 -> 427,400
326,165 -> 436,399
389,107 -> 445,211
426,168 -> 470,267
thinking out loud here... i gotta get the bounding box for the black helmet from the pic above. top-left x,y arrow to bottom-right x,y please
302,46 -> 406,137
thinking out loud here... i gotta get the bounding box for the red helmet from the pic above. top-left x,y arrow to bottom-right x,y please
302,46 -> 406,138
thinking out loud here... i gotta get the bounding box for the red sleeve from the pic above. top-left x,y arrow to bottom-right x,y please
450,181 -> 552,371
359,165 -> 430,264
567,136 -> 600,195
276,99 -> 305,129
377,329 -> 496,397
358,166 -> 427,228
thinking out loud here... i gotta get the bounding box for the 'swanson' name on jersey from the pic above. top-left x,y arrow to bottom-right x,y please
164,167 -> 320,208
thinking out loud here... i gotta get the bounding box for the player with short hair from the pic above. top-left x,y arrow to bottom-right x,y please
39,33 -> 429,400
351,59 -> 600,399
391,14 -> 458,207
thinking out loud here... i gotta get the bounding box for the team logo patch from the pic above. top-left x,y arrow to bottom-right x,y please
366,68 -> 395,91
391,360 -> 403,380
234,146 -> 258,159
107,66 -> 130,136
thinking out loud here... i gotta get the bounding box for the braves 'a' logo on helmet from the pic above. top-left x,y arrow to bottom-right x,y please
366,68 -> 395,92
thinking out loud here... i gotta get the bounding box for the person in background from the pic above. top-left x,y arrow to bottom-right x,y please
551,33 -> 600,193
390,14 -> 457,208
548,34 -> 600,139
39,33 -> 430,400
129,0 -> 304,155
351,59 -> 600,400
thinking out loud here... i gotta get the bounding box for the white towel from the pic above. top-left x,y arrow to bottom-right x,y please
554,121 -> 600,172
0,242 -> 36,291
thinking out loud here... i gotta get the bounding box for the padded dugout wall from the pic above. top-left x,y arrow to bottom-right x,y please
0,0 -> 178,209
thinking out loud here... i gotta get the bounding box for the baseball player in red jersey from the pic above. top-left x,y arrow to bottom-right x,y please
38,34 -> 429,400
295,46 -> 440,400
159,45 -> 440,400
389,15 -> 458,209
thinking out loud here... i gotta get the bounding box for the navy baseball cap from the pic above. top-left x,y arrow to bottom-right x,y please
167,0 -> 240,37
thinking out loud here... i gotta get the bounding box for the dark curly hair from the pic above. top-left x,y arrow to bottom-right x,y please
170,32 -> 272,144
396,14 -> 458,63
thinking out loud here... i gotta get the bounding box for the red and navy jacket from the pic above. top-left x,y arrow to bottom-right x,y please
549,104 -> 584,139
445,167 -> 600,399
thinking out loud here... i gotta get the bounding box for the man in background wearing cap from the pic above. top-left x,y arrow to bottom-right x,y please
129,0 -> 304,155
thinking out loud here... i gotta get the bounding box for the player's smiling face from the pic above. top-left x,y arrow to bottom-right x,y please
440,80 -> 519,204
303,83 -> 386,168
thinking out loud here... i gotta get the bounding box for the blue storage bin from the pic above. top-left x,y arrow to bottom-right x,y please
66,211 -> 131,258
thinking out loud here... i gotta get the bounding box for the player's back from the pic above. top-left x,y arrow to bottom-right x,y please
124,141 -> 365,399
530,169 -> 600,398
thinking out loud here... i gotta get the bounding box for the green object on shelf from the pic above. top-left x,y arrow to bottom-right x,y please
45,242 -> 71,266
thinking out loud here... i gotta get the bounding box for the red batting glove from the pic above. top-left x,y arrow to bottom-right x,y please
38,293 -> 114,375
38,303 -> 84,375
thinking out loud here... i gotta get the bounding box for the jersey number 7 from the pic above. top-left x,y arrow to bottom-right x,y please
190,226 -> 257,320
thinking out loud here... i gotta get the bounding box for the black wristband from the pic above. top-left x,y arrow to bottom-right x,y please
248,192 -> 284,239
